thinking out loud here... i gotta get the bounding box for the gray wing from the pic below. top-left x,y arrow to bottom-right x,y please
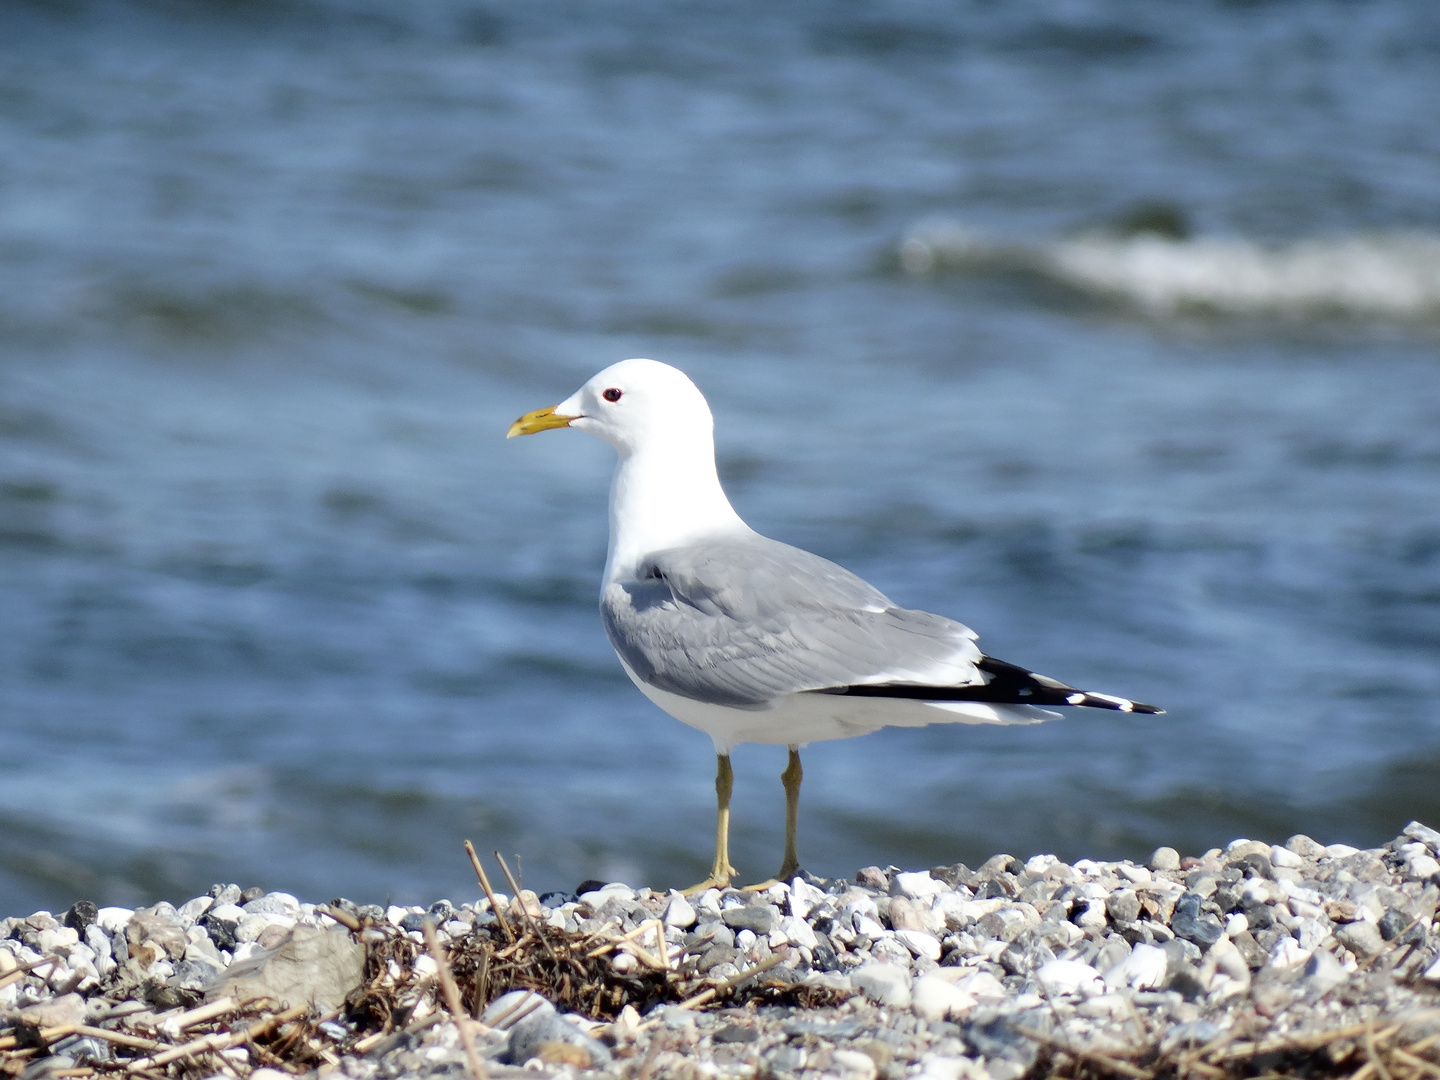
600,534 -> 983,708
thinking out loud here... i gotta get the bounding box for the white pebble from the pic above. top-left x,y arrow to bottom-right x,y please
894,871 -> 947,901
176,897 -> 214,924
854,914 -> 887,939
1036,958 -> 1104,996
611,951 -> 638,975
1270,938 -> 1312,968
581,883 -> 636,905
662,893 -> 696,929
1406,853 -> 1440,880
95,908 -> 133,935
895,929 -> 942,961
911,975 -> 976,1022
1269,847 -> 1303,869
850,963 -> 912,1008
235,913 -> 295,942
1103,943 -> 1167,990
1075,903 -> 1109,931
916,1057 -> 984,1080
33,927 -> 79,954
1116,864 -> 1152,885
832,1048 -> 879,1080
1024,854 -> 1058,876
788,878 -> 827,920
779,915 -> 817,950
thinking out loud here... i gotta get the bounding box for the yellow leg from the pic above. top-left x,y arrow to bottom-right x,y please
778,745 -> 803,880
745,745 -> 804,890
683,754 -> 737,894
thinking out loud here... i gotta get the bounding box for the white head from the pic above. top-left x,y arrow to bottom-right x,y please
507,358 -> 714,457
508,359 -> 749,574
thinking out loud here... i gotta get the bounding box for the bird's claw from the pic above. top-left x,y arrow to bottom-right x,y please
681,868 -> 737,895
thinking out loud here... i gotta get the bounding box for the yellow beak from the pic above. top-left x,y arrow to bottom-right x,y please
506,404 -> 577,438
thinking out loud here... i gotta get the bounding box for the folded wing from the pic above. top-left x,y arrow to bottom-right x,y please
601,535 -> 986,709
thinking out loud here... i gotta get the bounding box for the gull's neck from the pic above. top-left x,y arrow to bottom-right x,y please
603,435 -> 749,583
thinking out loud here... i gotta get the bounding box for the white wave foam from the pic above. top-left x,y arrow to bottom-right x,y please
899,219 -> 1440,319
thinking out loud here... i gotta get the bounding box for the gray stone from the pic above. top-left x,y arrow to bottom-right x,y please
722,905 -> 779,934
1231,931 -> 1267,970
857,867 -> 889,889
1096,936 -> 1131,973
963,1014 -> 1038,1073
1240,898 -> 1275,931
1161,937 -> 1202,972
208,925 -> 365,1012
507,1011 -> 611,1068
168,958 -> 223,992
764,1044 -> 805,1075
1183,872 -> 1220,898
713,1023 -> 759,1044
1379,907 -> 1427,945
128,908 -> 188,961
243,893 -> 300,916
22,1054 -> 75,1079
481,990 -> 554,1030
1232,854 -> 1273,880
1224,840 -> 1271,863
1106,890 -> 1141,926
1167,961 -> 1207,1001
1336,921 -> 1385,959
698,944 -> 739,972
1171,895 -> 1224,949
51,1034 -> 109,1064
1149,847 -> 1181,872
687,921 -> 735,950
1286,835 -> 1328,859
1404,821 -> 1440,851
888,896 -> 927,932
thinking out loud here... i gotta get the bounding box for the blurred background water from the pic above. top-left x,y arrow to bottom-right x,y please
2,0 -> 1439,914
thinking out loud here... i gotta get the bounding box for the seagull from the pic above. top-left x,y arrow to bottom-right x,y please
509,358 -> 1162,892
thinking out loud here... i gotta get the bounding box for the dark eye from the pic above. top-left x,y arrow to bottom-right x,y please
602,387 -> 622,403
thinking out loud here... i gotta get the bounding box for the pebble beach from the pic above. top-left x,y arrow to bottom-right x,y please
3,825 -> 1439,1080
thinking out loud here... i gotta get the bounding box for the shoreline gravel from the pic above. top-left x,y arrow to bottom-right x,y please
3,824 -> 1439,1080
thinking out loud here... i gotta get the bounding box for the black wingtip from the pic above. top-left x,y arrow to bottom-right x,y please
1069,691 -> 1165,714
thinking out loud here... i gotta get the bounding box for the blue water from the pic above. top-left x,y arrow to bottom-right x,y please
2,0 -> 1439,914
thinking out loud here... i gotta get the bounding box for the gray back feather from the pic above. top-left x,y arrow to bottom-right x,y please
601,535 -> 982,708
